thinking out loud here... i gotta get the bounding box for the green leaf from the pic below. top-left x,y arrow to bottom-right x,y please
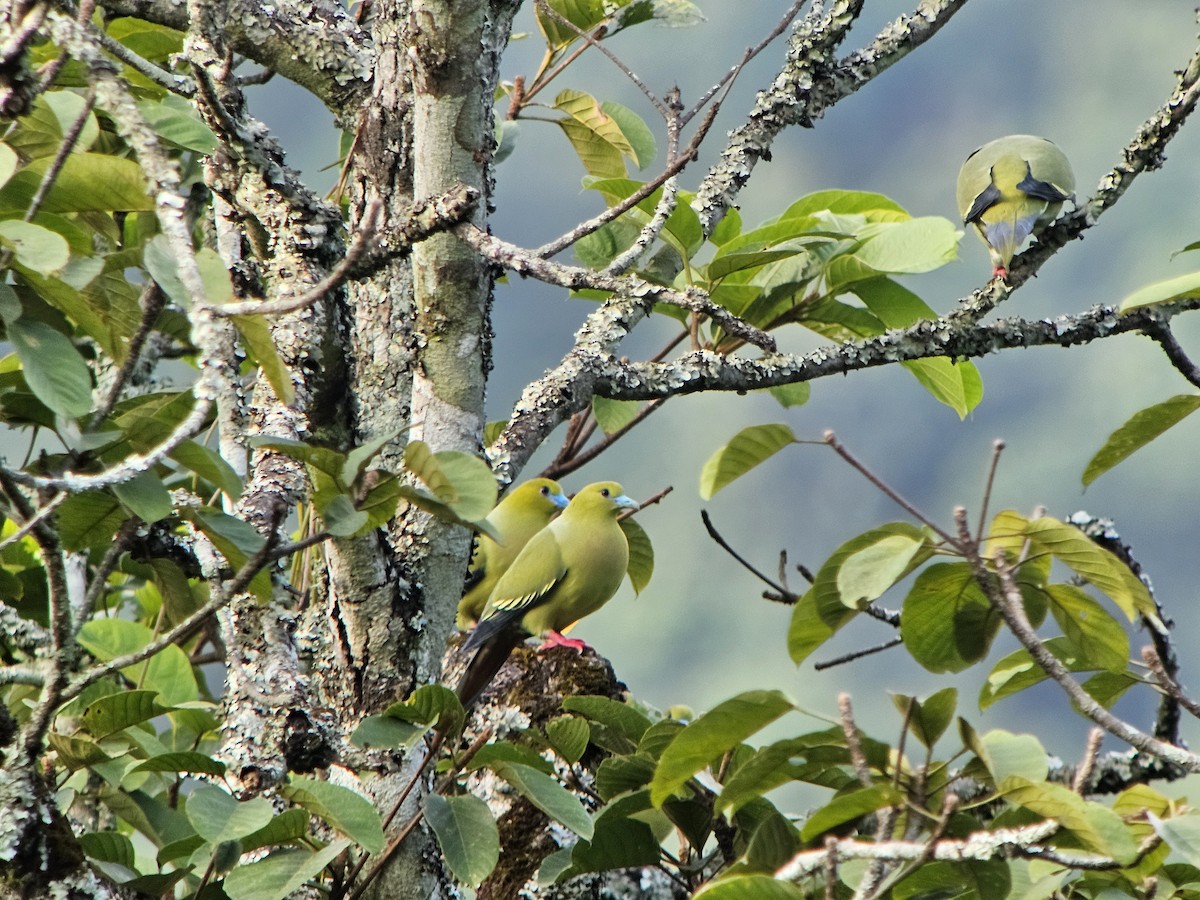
424,793 -> 499,887
349,714 -> 423,749
281,777 -> 384,855
0,153 -> 153,213
239,809 -> 311,853
47,731 -> 113,768
136,96 -> 219,153
1147,813 -> 1200,868
547,715 -> 591,765
491,761 -> 594,839
1121,270 -> 1200,310
650,690 -> 793,806
81,690 -> 171,738
766,382 -> 810,409
131,752 -> 226,775
596,753 -> 656,800
222,840 -> 349,900
0,144 -> 18,188
694,874 -> 806,899
699,424 -> 796,499
835,533 -> 924,606
403,441 -> 498,522
894,860 -> 1011,900
564,791 -> 660,878
554,89 -> 631,178
1082,394 -> 1200,486
592,396 -> 641,435
715,738 -> 808,816
844,217 -> 960,275
186,784 -> 275,843
901,562 -> 1000,673
0,220 -> 69,275
902,357 -> 984,419
7,318 -> 92,417
892,687 -> 957,750
979,637 -> 1098,709
1045,583 -> 1129,671
170,439 -> 243,500
1015,513 -> 1156,623
789,523 -> 930,664
320,493 -> 369,537
800,784 -> 903,841
619,516 -> 653,596
79,831 -> 135,868
382,684 -> 465,733
230,314 -> 295,405
978,729 -> 1049,784
601,101 -> 655,169
1003,778 -> 1138,864
562,694 -> 652,745
111,470 -> 173,523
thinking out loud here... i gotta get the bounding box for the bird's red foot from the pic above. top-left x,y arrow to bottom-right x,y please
539,630 -> 588,652
992,265 -> 1009,279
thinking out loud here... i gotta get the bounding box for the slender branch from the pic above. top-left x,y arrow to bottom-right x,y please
824,431 -> 958,546
974,439 -> 1005,543
1143,320 -> 1200,389
1073,729 -> 1104,794
700,509 -> 793,598
540,398 -> 667,480
0,491 -> 65,554
215,201 -> 382,317
813,638 -> 904,672
22,85 -> 96,223
459,225 -> 775,351
1143,646 -> 1200,721
839,694 -> 872,786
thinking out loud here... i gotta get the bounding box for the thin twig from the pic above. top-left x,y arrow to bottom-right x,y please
541,398 -> 667,480
88,282 -> 167,428
974,439 -> 1005,543
1073,728 -> 1104,794
814,639 -> 905,672
839,693 -> 871,786
22,85 -> 96,224
1143,320 -> 1200,389
1143,646 -> 1200,721
0,491 -> 65,554
824,431 -> 957,547
215,201 -> 382,317
700,509 -> 793,598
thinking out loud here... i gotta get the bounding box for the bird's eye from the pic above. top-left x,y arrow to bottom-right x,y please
540,486 -> 550,496
600,488 -> 610,497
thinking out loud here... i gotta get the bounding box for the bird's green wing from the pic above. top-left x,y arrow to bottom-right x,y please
463,527 -> 567,650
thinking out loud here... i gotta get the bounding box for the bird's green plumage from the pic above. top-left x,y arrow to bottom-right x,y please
456,478 -> 568,628
457,481 -> 638,704
956,134 -> 1075,276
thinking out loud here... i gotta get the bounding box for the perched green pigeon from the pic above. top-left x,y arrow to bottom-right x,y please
456,478 -> 569,629
457,481 -> 638,705
956,134 -> 1075,278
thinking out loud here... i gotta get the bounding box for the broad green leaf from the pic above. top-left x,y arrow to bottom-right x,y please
343,428 -> 403,482
57,492 -> 126,549
239,809 -> 311,853
902,357 -> 983,419
978,729 -> 1048,784
1082,394 -> 1200,486
137,96 -> 219,153
562,694 -> 652,744
1003,778 -> 1138,864
901,562 -> 999,673
555,89 -> 631,179
111,470 -> 173,523
349,714 -> 422,749
715,738 -> 809,816
766,382 -> 810,409
596,753 -> 656,800
846,217 -> 960,275
789,523 -> 930,664
281,777 -> 384,854
77,618 -> 152,660
320,493 -> 369,537
592,396 -> 641,435
1121,270 -> 1200,310
619,516 -> 653,595
0,153 -> 153,213
8,318 -> 92,417
403,441 -> 498,522
601,101 -> 655,169
694,874 -> 806,899
563,791 -> 660,878
131,752 -> 226,776
707,248 -> 808,283
47,731 -> 113,768
81,690 -> 171,738
536,0 -> 607,49
186,784 -> 275,843
1147,812 -> 1200,868
700,423 -> 796,499
546,715 -> 590,765
0,144 -> 18,188
382,683 -> 464,734
170,439 -> 243,500
894,860 -> 1011,900
222,840 -> 348,900
143,234 -> 190,307
230,314 -> 295,405
799,784 -> 903,841
979,637 -> 1097,709
107,17 -> 184,62
650,690 -> 793,806
491,761 -> 593,838
79,831 -> 135,868
0,220 -> 69,275
424,793 -> 499,887
1015,513 -> 1155,622
783,190 -> 909,222
835,533 -> 924,606
1045,583 -> 1129,671
892,687 -> 957,751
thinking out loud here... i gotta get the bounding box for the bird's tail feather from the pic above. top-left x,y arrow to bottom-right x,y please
456,629 -> 523,707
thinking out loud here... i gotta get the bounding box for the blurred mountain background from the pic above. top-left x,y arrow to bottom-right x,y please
249,2 -> 1200,759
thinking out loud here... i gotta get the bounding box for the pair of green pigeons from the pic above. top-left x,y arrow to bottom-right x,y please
454,479 -> 637,705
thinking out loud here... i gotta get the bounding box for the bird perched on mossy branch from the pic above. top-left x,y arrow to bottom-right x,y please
956,134 -> 1075,278
456,481 -> 639,706
456,478 -> 569,629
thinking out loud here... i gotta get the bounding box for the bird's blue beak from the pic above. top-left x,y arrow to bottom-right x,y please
613,494 -> 639,511
551,491 -> 569,509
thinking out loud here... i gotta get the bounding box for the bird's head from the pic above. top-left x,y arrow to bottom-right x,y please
569,481 -> 639,517
513,477 -> 569,512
